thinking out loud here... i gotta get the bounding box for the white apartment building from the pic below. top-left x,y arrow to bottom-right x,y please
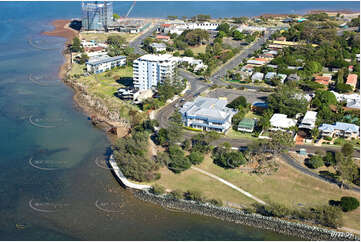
133,54 -> 176,91
86,55 -> 126,74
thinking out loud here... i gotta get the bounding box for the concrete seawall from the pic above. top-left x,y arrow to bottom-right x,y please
133,190 -> 359,241
108,155 -> 151,190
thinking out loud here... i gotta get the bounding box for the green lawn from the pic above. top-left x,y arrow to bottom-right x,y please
72,65 -> 138,118
225,129 -> 258,140
153,154 -> 360,232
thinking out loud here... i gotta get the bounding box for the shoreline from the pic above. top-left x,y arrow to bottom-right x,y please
43,19 -> 359,241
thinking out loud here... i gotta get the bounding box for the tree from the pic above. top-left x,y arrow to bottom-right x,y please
323,151 -> 336,166
341,143 -> 354,157
304,61 -> 322,74
217,22 -> 230,35
305,155 -> 324,169
335,83 -> 353,93
311,127 -> 320,141
212,147 -> 246,168
70,37 -> 82,52
168,145 -> 191,173
335,153 -> 359,188
184,190 -> 204,202
267,86 -> 308,117
182,139 -> 191,150
151,184 -> 165,195
78,53 -> 89,64
266,131 -> 295,154
113,13 -> 120,20
187,151 -> 204,165
184,48 -> 194,57
340,196 -> 359,212
226,96 -> 247,109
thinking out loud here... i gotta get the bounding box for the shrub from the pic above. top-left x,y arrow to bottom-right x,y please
324,136 -> 333,141
208,198 -> 223,207
184,190 -> 204,202
151,184 -> 165,195
305,155 -> 324,169
169,189 -> 183,200
323,151 -> 336,167
340,196 -> 360,212
187,151 -> 204,165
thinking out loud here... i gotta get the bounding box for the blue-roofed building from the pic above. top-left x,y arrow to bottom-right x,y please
86,55 -> 126,73
318,122 -> 360,139
179,97 -> 237,133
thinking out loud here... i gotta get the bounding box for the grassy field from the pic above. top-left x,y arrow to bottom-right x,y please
80,32 -> 139,43
153,154 -> 360,231
179,45 -> 207,55
70,65 -> 138,118
225,129 -> 258,140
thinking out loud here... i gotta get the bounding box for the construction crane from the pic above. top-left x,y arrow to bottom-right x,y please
124,0 -> 136,18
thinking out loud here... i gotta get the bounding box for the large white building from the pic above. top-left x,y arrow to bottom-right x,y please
133,54 -> 176,91
86,55 -> 126,74
269,113 -> 297,132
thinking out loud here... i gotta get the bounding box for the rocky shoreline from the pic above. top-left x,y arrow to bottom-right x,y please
133,189 -> 359,241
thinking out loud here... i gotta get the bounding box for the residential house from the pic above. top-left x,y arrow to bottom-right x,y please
241,64 -> 254,76
277,74 -> 287,84
179,97 -> 237,133
238,118 -> 256,133
265,72 -> 277,81
346,74 -> 358,90
314,75 -> 332,86
251,72 -> 264,82
269,113 -> 297,132
86,55 -> 126,74
331,91 -> 360,109
172,56 -> 207,72
150,43 -> 167,52
287,73 -> 300,82
156,35 -> 171,42
299,111 -> 317,130
318,122 -> 360,139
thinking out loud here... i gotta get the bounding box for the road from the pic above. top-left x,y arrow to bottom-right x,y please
281,153 -> 359,193
129,23 -> 160,55
210,30 -> 273,86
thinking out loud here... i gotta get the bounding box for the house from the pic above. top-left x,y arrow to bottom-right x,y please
294,93 -> 313,103
287,73 -> 300,82
156,35 -> 171,42
117,88 -> 153,103
172,56 -> 207,72
241,64 -> 254,76
331,91 -> 360,109
346,74 -> 358,90
247,59 -> 266,65
86,55 -> 126,74
314,75 -> 332,86
269,113 -> 297,132
237,118 -> 256,133
251,101 -> 268,113
251,72 -> 264,82
348,65 -> 354,72
276,36 -> 287,41
277,74 -> 287,84
318,122 -> 359,139
179,97 -> 237,133
266,64 -> 278,69
299,111 -> 317,130
150,43 -> 167,52
265,72 -> 277,81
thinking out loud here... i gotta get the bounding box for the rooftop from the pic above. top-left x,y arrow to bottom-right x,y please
346,74 -> 358,87
180,97 -> 235,123
270,113 -> 297,129
87,55 -> 126,66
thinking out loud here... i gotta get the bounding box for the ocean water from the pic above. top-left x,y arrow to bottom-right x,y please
0,2 -> 358,240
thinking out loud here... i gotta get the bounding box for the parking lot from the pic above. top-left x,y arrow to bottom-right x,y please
206,88 -> 270,104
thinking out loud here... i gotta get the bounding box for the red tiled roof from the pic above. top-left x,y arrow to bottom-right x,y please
162,24 -> 171,27
346,74 -> 358,88
314,76 -> 331,86
156,35 -> 170,40
254,58 -> 267,62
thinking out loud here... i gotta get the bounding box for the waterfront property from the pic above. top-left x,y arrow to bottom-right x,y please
298,111 -> 317,130
86,55 -> 126,73
318,122 -> 360,139
179,97 -> 236,133
133,54 -> 176,91
269,113 -> 297,132
237,118 -> 256,133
